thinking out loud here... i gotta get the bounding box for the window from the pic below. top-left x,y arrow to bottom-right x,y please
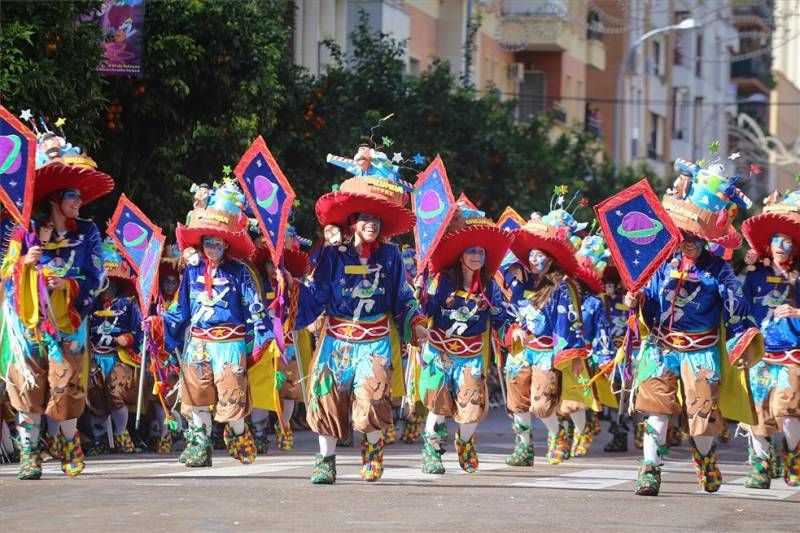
673,11 -> 690,65
409,57 -> 420,76
695,33 -> 703,77
648,113 -> 663,160
517,71 -> 546,122
652,40 -> 663,76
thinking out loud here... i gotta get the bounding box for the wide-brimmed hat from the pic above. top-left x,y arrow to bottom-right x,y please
428,202 -> 514,276
176,179 -> 255,260
510,213 -> 582,278
574,234 -> 610,294
742,190 -> 800,260
101,237 -> 135,290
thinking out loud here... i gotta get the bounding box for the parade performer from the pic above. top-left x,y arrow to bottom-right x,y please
399,243 -> 425,444
503,202 -> 597,467
150,179 -> 270,468
85,238 -> 142,455
416,201 -> 516,474
630,160 -> 763,496
1,124 -> 112,479
293,143 -> 425,484
741,190 -> 800,488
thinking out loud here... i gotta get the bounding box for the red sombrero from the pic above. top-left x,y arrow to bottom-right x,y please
575,264 -> 603,294
176,209 -> 255,261
510,217 -> 581,278
316,177 -> 415,238
602,264 -> 620,284
742,192 -> 800,260
284,248 -> 310,277
428,205 -> 514,276
34,156 -> 114,206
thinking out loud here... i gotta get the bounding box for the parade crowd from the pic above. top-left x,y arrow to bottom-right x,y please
0,108 -> 798,498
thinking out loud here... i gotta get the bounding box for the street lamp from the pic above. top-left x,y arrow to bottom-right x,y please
613,18 -> 702,167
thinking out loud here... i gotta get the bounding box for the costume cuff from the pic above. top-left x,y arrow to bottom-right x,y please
726,327 -> 764,366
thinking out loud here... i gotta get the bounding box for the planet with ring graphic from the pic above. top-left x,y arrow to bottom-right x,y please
617,211 -> 664,245
418,189 -> 445,222
253,175 -> 279,215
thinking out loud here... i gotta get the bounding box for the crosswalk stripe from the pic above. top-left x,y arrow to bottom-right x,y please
512,468 -> 638,490
697,477 -> 800,500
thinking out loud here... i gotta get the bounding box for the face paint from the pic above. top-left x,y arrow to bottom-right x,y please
202,237 -> 227,261
461,246 -> 486,270
61,189 -> 82,201
356,213 -> 381,226
772,234 -> 794,253
529,249 -> 551,274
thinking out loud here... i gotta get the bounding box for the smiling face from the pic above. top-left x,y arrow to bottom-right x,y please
160,274 -> 178,297
353,213 -> 381,243
461,246 -> 486,271
528,249 -> 552,274
202,236 -> 228,263
53,188 -> 82,219
680,232 -> 705,261
770,233 -> 794,265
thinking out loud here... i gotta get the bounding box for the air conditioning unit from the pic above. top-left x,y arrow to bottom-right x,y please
507,62 -> 525,81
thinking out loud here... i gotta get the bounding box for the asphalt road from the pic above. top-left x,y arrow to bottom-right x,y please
1,410 -> 797,532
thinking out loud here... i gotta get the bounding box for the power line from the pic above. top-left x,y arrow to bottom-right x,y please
488,91 -> 800,107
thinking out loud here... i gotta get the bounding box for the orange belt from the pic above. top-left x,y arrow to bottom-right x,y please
654,327 -> 719,352
327,315 -> 390,342
191,324 -> 246,342
428,328 -> 483,357
763,349 -> 800,366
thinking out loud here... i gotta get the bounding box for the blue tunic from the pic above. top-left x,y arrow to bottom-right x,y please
89,294 -> 143,376
743,265 -> 800,354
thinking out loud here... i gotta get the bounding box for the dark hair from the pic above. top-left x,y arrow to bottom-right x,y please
527,268 -> 564,309
442,262 -> 492,311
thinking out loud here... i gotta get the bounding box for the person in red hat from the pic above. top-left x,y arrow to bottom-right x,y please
1,127 -> 113,479
85,238 -> 142,456
148,179 -> 270,468
628,161 -> 763,497
291,144 -> 426,484
415,202 -> 517,474
502,207 -> 597,468
740,190 -> 800,489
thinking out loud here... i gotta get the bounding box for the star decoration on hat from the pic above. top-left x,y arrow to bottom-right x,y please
750,164 -> 762,175
19,109 -> 33,122
391,152 -> 403,163
412,153 -> 425,165
382,136 -> 394,147
728,152 -> 741,161
708,140 -> 720,154
54,117 -> 66,128
222,164 -> 232,176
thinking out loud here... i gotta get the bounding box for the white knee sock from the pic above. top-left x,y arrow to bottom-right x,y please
783,417 -> 800,449
17,412 -> 41,446
425,413 -> 446,434
111,406 -> 128,435
570,410 -> 587,432
513,412 -> 532,444
60,419 -> 77,440
459,423 -> 478,441
45,416 -> 60,437
191,408 -> 213,436
643,414 -> 669,465
229,418 -> 246,436
366,430 -> 381,444
282,400 -> 295,421
251,408 -> 270,433
750,433 -> 770,458
319,435 -> 337,457
540,414 -> 560,435
694,435 -> 714,456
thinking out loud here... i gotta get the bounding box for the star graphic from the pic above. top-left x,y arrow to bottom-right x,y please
750,164 -> 762,175
615,210 -> 623,216
633,259 -> 640,265
728,152 -> 741,161
412,153 -> 425,165
708,140 -> 720,154
392,152 -> 403,163
54,117 -> 66,128
635,250 -> 640,255
19,109 -> 32,122
222,165 -> 232,176
256,159 -> 262,167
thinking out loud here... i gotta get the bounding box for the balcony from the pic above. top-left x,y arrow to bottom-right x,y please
732,2 -> 774,32
731,58 -> 774,94
587,39 -> 605,70
497,0 -> 576,52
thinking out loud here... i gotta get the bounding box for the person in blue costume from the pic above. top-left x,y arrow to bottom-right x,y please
415,201 -> 516,474
740,190 -> 800,488
85,238 -> 142,456
629,161 -> 764,496
502,207 -> 596,468
293,144 -> 425,484
1,125 -> 113,480
149,179 -> 270,468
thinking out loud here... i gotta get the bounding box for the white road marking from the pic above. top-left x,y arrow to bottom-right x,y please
697,477 -> 800,500
512,468 -> 638,490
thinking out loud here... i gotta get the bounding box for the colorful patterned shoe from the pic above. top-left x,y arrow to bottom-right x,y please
435,422 -> 449,443
590,413 -> 602,436
155,433 -> 173,454
61,432 -> 85,478
768,439 -> 782,480
634,461 -> 662,496
784,439 -> 800,487
570,426 -> 593,458
383,423 -> 397,445
744,449 -> 771,489
254,430 -> 270,455
546,431 -> 564,465
634,422 -> 645,450
274,421 -> 293,451
178,426 -> 195,463
311,454 -> 336,484
692,444 -> 722,493
114,430 -> 135,454
223,424 -> 256,465
505,422 -> 534,466
603,422 -> 628,453
401,415 -> 422,444
17,442 -> 42,480
421,431 -> 446,474
86,437 -> 110,457
43,431 -> 66,460
359,435 -> 385,482
455,432 -> 479,473
184,424 -> 212,468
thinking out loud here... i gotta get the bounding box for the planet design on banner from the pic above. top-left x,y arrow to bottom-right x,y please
616,211 -> 664,245
122,221 -> 149,251
418,189 -> 445,223
253,174 -> 279,215
0,134 -> 23,175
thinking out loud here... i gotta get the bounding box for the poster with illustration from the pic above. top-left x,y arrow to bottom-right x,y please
86,0 -> 145,77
